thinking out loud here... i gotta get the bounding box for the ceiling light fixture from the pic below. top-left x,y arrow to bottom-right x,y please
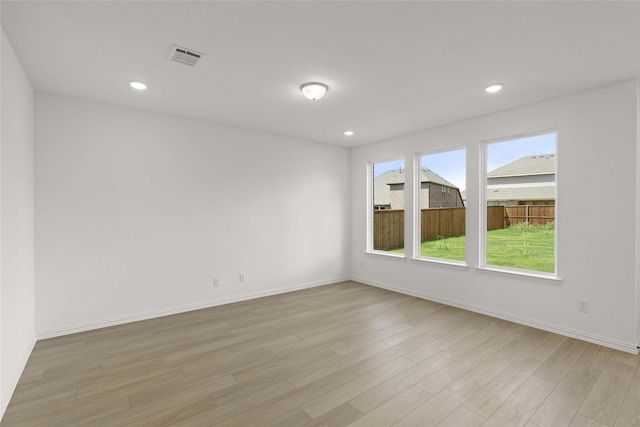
301,82 -> 328,100
343,130 -> 355,136
485,83 -> 503,93
129,81 -> 148,90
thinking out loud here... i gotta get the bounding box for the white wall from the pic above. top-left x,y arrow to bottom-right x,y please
0,29 -> 36,416
34,93 -> 350,336
351,80 -> 639,353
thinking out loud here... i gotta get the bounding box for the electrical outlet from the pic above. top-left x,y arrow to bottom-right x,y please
578,299 -> 590,313
239,273 -> 245,283
213,277 -> 220,287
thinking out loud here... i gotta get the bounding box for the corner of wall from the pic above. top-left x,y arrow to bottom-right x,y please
1,27 -> 37,421
0,337 -> 35,417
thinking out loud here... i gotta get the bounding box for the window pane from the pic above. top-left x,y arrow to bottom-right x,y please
372,159 -> 405,253
418,149 -> 466,262
485,133 -> 556,273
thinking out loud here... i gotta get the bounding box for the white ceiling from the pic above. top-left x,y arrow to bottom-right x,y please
2,1 -> 639,147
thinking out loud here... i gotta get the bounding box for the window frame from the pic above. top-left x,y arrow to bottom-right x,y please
367,157 -> 407,258
479,129 -> 558,279
413,145 -> 468,266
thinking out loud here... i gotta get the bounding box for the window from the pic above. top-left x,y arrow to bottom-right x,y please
370,159 -> 405,254
484,132 -> 557,274
417,148 -> 466,262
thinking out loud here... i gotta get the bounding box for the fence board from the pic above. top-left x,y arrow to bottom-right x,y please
487,206 -> 504,231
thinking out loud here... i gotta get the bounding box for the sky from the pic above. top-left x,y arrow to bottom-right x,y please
373,132 -> 556,191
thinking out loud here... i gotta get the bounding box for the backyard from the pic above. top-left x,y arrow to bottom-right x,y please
391,222 -> 555,273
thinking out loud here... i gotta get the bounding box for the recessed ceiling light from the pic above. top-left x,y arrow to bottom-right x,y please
301,82 -> 328,100
485,84 -> 503,93
129,81 -> 148,90
343,130 -> 355,136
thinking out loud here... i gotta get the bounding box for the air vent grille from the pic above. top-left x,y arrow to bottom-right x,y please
169,45 -> 204,67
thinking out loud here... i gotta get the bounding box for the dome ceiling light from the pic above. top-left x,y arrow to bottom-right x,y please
301,82 -> 328,100
129,81 -> 148,90
485,83 -> 503,93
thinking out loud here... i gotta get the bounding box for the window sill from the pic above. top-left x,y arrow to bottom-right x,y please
412,257 -> 469,269
366,250 -> 406,260
476,266 -> 562,284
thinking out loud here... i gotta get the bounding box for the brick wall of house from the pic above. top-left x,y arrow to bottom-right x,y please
420,185 -> 430,209
389,184 -> 404,209
389,182 -> 464,209
426,182 -> 464,208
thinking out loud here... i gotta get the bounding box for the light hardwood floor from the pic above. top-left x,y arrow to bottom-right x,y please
3,281 -> 640,426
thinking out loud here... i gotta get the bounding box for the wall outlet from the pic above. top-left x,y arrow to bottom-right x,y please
239,273 -> 245,283
578,299 -> 590,313
213,277 -> 220,287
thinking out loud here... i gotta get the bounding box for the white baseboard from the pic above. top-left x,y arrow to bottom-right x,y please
36,276 -> 349,340
352,276 -> 639,355
1,335 -> 36,421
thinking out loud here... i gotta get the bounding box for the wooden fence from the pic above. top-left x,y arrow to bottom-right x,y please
373,205 -> 555,250
487,206 -> 504,231
421,207 -> 466,242
373,210 -> 404,251
504,205 -> 555,226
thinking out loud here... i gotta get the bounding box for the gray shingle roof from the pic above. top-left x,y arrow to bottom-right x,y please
385,167 -> 457,187
487,185 -> 555,201
487,154 -> 556,177
374,169 -> 403,206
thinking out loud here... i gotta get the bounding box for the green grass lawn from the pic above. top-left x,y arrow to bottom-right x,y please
390,223 -> 555,273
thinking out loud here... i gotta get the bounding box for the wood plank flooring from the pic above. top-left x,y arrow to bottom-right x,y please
3,281 -> 640,426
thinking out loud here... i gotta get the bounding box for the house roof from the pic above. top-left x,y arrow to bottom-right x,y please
386,168 -> 457,187
487,154 -> 556,177
374,167 -> 458,205
374,169 -> 402,206
487,184 -> 555,201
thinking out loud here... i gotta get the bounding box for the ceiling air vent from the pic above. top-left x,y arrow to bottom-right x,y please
168,45 -> 204,67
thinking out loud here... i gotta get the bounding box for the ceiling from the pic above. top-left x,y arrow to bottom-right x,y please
2,1 -> 639,147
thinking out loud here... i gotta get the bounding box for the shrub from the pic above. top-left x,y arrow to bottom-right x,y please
434,235 -> 450,251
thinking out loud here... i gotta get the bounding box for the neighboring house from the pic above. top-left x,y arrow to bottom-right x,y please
486,154 -> 556,206
374,167 -> 464,210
